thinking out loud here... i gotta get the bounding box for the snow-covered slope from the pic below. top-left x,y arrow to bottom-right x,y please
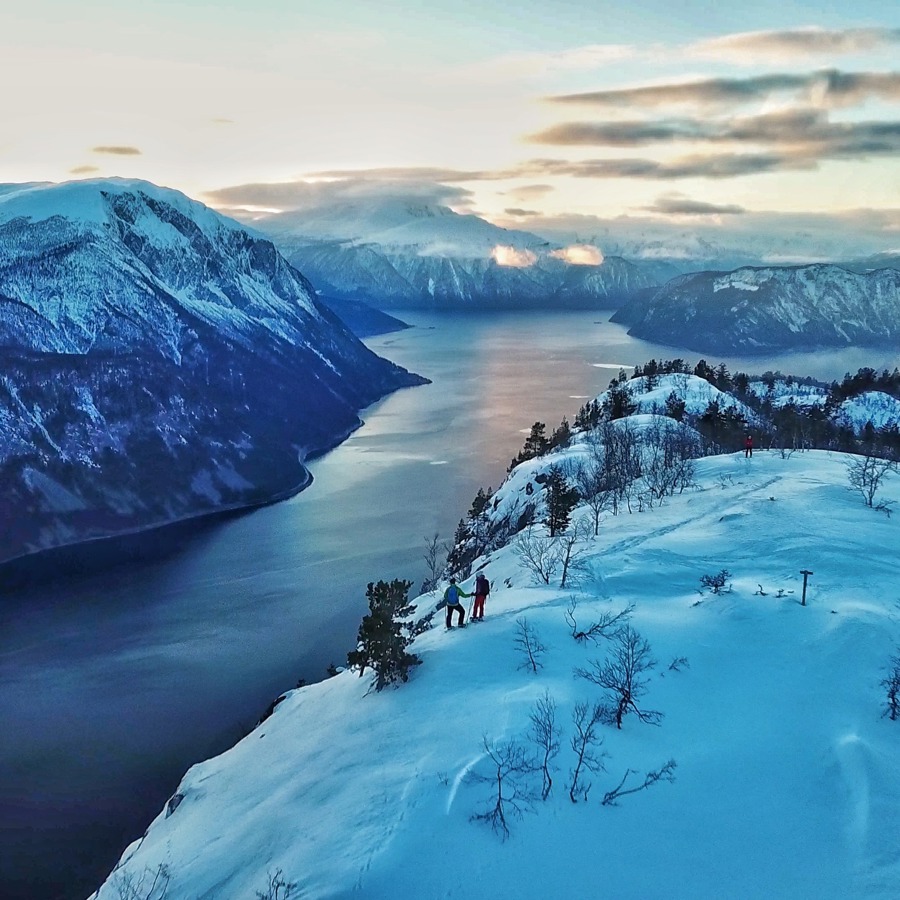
837,391 -> 900,432
0,179 -> 424,564
245,200 -> 662,310
612,263 -> 900,354
616,372 -> 756,419
93,443 -> 900,899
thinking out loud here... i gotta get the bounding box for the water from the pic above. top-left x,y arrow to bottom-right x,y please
1,311 -> 896,899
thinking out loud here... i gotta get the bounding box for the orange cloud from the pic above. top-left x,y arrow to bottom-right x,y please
491,245 -> 537,267
550,244 -> 604,265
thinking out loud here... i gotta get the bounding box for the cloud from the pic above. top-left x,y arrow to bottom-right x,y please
523,107 -> 900,176
206,177 -> 476,213
504,183 -> 555,199
528,119 -> 708,146
513,153 -> 813,179
689,27 -> 900,62
305,165 -> 495,182
91,145 -> 142,156
549,244 -> 604,265
545,70 -> 900,110
643,194 -> 746,216
504,207 -> 541,217
491,245 -> 537,267
69,165 -> 100,174
528,108 -> 900,151
493,207 -> 900,262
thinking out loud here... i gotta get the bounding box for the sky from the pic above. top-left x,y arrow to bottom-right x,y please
1,0 -> 899,247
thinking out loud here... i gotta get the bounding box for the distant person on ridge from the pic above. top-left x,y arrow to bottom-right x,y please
443,577 -> 469,629
472,571 -> 490,621
745,434 -> 753,458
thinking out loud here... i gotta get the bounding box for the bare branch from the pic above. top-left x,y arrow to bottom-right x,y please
568,700 -> 609,803
113,864 -> 170,900
529,690 -> 561,801
470,736 -> 538,839
602,760 -> 677,806
514,617 -> 547,673
565,597 -> 634,644
513,526 -> 562,585
574,626 -> 662,729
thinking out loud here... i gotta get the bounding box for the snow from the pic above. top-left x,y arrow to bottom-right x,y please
0,178 -> 326,354
606,373 -> 757,420
748,380 -> 828,409
838,392 -> 900,432
0,178 -> 235,239
251,197 -> 545,259
713,274 -> 762,292
93,442 -> 900,899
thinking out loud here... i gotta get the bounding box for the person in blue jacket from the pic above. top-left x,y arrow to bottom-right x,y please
443,577 -> 470,628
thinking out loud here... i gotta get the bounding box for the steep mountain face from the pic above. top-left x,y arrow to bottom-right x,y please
0,179 -> 424,565
248,201 -> 662,310
612,263 -> 900,354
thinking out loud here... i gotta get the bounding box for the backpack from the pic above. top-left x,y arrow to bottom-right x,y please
477,574 -> 490,595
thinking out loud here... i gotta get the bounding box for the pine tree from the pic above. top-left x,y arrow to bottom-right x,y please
604,383 -> 636,420
544,465 -> 580,536
549,417 -> 572,450
347,579 -> 421,691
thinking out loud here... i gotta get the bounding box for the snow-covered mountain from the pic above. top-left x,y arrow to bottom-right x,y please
536,216 -> 899,273
246,199 -> 666,310
91,374 -> 900,899
612,263 -> 900,354
0,178 -> 424,564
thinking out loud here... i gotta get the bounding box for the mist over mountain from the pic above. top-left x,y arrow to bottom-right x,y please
241,197 -> 670,310
0,179 -> 424,564
612,263 -> 900,355
510,208 -> 900,273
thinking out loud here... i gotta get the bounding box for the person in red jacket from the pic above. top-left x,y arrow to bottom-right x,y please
472,571 -> 491,621
745,433 -> 753,458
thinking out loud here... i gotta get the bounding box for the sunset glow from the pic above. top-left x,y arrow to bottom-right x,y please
0,1 -> 896,245
550,244 -> 604,265
491,245 -> 538,267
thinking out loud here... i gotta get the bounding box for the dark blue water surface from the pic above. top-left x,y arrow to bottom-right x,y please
2,311 -> 897,899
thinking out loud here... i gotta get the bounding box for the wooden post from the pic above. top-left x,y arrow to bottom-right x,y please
800,570 -> 813,606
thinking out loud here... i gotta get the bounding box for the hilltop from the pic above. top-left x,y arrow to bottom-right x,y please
93,372 -> 900,900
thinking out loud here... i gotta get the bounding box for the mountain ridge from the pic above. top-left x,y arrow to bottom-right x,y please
611,262 -> 900,354
0,178 -> 425,565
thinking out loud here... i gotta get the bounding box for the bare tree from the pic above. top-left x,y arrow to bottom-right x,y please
601,760 -> 677,806
573,454 -> 613,536
643,419 -> 698,500
700,569 -> 731,594
558,520 -> 592,588
113,864 -> 170,900
513,525 -> 562,585
255,869 -> 300,900
529,691 -> 561,800
845,452 -> 898,512
574,626 -> 662,729
515,617 -> 547,673
568,701 -> 609,803
882,651 -> 900,721
565,597 -> 634,644
470,736 -> 538,839
421,532 -> 447,594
